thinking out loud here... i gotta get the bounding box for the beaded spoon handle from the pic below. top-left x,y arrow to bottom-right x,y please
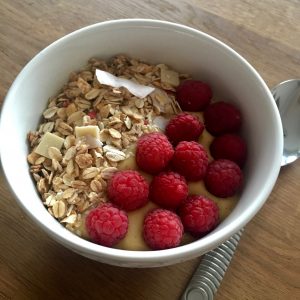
181,229 -> 244,300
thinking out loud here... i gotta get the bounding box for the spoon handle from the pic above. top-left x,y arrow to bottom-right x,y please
181,229 -> 244,300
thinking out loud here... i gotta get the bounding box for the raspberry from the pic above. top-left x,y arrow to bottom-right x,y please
85,203 -> 128,247
165,113 -> 204,145
204,101 -> 242,136
172,141 -> 209,181
178,195 -> 219,237
143,209 -> 183,250
205,159 -> 243,197
62,100 -> 70,107
150,171 -> 188,209
210,134 -> 247,167
176,80 -> 212,111
107,170 -> 149,211
87,110 -> 97,119
136,132 -> 174,174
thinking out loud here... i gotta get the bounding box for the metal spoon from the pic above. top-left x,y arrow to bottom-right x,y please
181,79 -> 300,300
272,80 -> 300,166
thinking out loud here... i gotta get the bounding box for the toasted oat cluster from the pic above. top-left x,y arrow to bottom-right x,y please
27,55 -> 185,236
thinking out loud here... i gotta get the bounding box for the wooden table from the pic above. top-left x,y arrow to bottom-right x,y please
1,1 -> 299,299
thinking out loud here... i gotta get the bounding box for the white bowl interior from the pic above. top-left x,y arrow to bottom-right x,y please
0,20 -> 282,267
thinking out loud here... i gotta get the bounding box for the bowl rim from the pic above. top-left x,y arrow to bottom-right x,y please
0,18 -> 283,264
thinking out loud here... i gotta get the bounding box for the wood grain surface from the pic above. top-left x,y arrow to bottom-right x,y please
1,1 -> 300,299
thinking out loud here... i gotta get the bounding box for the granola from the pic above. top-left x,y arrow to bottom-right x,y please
27,55 -> 184,236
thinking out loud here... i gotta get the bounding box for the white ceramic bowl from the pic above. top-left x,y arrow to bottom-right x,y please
0,19 -> 283,267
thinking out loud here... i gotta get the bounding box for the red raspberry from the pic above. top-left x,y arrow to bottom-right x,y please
204,101 -> 242,136
62,100 -> 70,107
172,141 -> 209,181
176,80 -> 212,111
87,110 -> 97,119
210,134 -> 247,167
85,203 -> 128,247
178,195 -> 219,237
165,113 -> 204,145
107,170 -> 149,211
205,159 -> 243,197
136,132 -> 174,174
150,171 -> 188,209
143,209 -> 183,250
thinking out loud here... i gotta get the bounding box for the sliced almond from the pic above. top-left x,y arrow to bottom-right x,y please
160,67 -> 180,87
121,106 -> 133,116
124,116 -> 132,129
134,98 -> 144,109
103,144 -> 120,153
27,152 -> 41,165
52,159 -> 62,172
105,150 -> 126,162
57,121 -> 73,135
77,77 -> 91,94
67,111 -> 85,124
42,122 -> 55,133
62,188 -> 76,199
71,180 -> 87,190
81,167 -> 100,180
99,104 -> 111,119
99,129 -> 111,142
43,106 -> 58,119
52,200 -> 66,218
57,108 -> 67,120
48,147 -> 62,161
62,174 -> 74,186
66,103 -> 77,116
108,128 -> 121,139
66,159 -> 74,175
45,194 -> 56,206
75,98 -> 91,110
85,88 -> 101,100
63,146 -> 76,162
61,214 -> 77,224
90,180 -> 103,193
100,167 -> 118,180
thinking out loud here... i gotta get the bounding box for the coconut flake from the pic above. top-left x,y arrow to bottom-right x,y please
96,69 -> 155,98
153,116 -> 170,131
